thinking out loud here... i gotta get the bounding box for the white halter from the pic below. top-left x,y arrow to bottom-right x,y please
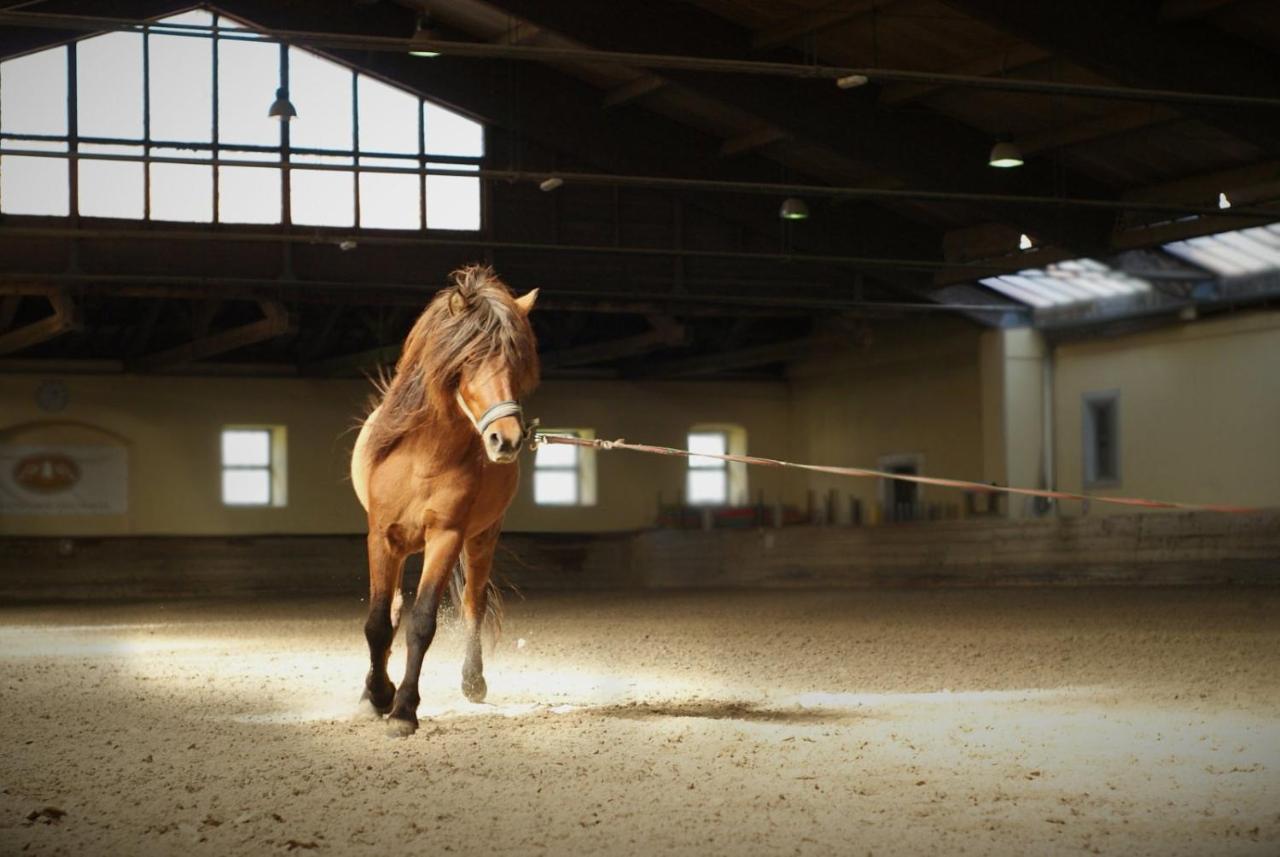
456,390 -> 524,437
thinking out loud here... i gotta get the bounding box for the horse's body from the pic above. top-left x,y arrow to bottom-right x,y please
350,266 -> 539,736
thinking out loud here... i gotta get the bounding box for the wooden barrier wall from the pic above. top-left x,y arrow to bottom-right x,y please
0,511 -> 1276,601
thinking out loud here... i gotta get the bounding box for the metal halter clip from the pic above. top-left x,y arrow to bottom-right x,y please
523,417 -> 542,451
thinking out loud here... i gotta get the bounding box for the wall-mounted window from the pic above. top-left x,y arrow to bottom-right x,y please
533,429 -> 597,506
221,426 -> 286,507
1082,390 -> 1120,487
687,430 -> 728,505
0,10 -> 484,230
686,425 -> 749,506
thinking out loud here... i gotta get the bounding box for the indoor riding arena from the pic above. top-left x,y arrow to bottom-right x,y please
2,2 -> 1279,856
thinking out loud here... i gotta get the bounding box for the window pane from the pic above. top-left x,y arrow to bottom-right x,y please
222,429 -> 270,466
425,163 -> 479,230
534,470 -> 577,505
424,102 -> 482,157
150,149 -> 212,222
1,47 -> 68,136
688,432 -> 727,468
359,166 -> 419,229
223,468 -> 270,505
535,439 -> 578,468
78,144 -> 143,218
1,155 -> 69,215
149,32 -> 212,142
288,48 -> 352,152
155,10 -> 214,28
217,37 -> 279,146
292,162 -> 354,227
358,74 -> 418,154
219,165 -> 281,223
688,470 -> 727,505
77,32 -> 144,139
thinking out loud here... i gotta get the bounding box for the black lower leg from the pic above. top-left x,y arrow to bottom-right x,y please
361,597 -> 396,713
387,586 -> 443,733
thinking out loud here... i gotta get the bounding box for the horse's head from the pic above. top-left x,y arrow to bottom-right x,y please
455,286 -> 539,463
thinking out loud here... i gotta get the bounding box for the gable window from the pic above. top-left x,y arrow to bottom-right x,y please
221,426 -> 286,507
533,429 -> 596,506
0,10 -> 484,230
1082,390 -> 1120,487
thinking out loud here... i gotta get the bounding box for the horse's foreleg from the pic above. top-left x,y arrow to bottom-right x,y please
460,525 -> 500,704
387,527 -> 462,737
358,528 -> 406,718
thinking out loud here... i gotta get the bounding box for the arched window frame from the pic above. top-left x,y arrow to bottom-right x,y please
0,8 -> 484,230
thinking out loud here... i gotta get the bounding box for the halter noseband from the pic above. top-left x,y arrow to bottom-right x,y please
456,390 -> 525,437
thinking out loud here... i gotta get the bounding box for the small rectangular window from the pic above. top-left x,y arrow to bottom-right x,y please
221,426 -> 286,506
1082,391 -> 1119,487
533,429 -> 595,506
687,431 -> 728,505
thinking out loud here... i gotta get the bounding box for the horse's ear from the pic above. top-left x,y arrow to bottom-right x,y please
515,288 -> 539,315
448,291 -> 467,315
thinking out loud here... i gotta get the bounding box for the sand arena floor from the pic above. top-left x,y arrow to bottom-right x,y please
1,588 -> 1278,856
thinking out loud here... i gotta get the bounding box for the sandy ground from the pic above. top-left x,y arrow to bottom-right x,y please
1,587 -> 1278,856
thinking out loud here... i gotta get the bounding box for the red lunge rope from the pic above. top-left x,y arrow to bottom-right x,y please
533,433 -> 1258,514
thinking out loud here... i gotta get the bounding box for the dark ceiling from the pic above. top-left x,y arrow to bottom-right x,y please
1,0 -> 1278,377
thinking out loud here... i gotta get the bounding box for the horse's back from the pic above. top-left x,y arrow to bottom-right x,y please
351,406 -> 379,512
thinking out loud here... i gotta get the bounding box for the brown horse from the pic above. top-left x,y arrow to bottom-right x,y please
350,265 -> 539,736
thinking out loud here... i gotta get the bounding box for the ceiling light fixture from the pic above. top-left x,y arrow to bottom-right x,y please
409,14 -> 442,57
988,139 -> 1024,169
267,87 -> 296,121
779,197 -> 809,220
539,177 -> 564,192
836,73 -> 869,89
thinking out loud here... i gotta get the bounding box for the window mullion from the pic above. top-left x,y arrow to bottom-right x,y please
351,70 -> 360,228
67,42 -> 78,220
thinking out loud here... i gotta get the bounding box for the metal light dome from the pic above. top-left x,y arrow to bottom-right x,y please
267,88 -> 296,121
779,197 -> 810,220
988,140 -> 1024,168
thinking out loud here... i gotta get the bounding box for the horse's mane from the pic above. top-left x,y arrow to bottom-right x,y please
366,265 -> 539,463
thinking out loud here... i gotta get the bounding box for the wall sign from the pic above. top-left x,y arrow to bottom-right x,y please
0,445 -> 128,515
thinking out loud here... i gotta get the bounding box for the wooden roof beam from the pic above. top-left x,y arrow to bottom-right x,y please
0,291 -> 79,356
602,74 -> 666,108
937,0 -> 1280,152
132,300 -> 293,371
751,0 -> 887,51
542,314 -> 687,369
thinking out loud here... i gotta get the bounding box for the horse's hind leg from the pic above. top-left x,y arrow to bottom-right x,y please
358,527 -> 407,718
460,525 -> 501,703
387,527 -> 462,737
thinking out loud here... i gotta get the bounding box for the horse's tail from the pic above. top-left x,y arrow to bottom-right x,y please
448,555 -> 505,638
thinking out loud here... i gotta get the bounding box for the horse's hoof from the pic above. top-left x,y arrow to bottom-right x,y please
386,715 -> 418,738
352,698 -> 384,721
462,674 -> 488,704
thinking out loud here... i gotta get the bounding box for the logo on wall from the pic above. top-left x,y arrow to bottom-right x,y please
13,453 -> 82,494
0,443 -> 128,516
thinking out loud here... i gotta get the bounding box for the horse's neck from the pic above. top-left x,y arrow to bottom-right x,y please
405,402 -> 479,462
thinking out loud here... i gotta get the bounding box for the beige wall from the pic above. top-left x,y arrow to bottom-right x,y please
0,373 -> 793,536
788,318 -> 987,520
1052,309 -> 1280,513
4,307 -> 1278,538
980,327 -> 1050,517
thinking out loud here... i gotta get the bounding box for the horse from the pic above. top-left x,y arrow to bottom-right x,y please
350,265 -> 540,737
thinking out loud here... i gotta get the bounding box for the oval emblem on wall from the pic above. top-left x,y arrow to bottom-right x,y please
13,454 -> 81,494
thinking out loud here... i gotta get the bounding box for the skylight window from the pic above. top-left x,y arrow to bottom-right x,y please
1163,224 -> 1280,277
980,258 -> 1150,308
0,10 -> 484,231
